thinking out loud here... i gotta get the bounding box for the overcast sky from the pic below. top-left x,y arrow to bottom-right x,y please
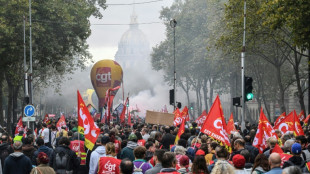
87,0 -> 174,62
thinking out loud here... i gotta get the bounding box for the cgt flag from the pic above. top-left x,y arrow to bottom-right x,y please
200,95 -> 230,150
181,106 -> 189,122
15,116 -> 24,136
56,115 -> 67,131
43,114 -> 49,124
77,90 -> 100,150
226,113 -> 236,135
173,108 -> 182,126
273,110 -> 304,136
253,108 -> 278,153
195,110 -> 207,127
175,115 -> 186,144
274,112 -> 286,128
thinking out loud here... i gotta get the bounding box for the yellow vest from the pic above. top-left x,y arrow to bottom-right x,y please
13,135 -> 23,142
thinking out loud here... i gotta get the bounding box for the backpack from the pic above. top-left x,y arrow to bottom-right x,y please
55,150 -> 72,174
133,162 -> 145,174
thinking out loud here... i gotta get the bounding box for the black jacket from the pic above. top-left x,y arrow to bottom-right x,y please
3,152 -> 32,174
161,133 -> 175,150
0,142 -> 14,170
50,145 -> 80,174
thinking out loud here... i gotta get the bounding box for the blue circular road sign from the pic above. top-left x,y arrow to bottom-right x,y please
24,105 -> 35,117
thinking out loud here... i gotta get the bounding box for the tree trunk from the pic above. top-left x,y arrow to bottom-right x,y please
209,79 -> 214,108
12,85 -> 20,125
202,78 -> 208,112
276,66 -> 286,113
0,74 -> 3,125
293,50 -> 306,115
7,84 -> 13,136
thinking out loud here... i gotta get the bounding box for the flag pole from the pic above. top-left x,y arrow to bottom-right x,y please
193,131 -> 201,149
77,91 -> 80,155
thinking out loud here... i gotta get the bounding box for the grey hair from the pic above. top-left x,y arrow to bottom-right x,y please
211,160 -> 235,174
13,141 -> 23,150
174,145 -> 186,155
284,139 -> 295,150
282,166 -> 302,174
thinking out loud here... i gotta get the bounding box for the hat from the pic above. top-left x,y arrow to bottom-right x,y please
179,155 -> 189,167
128,134 -> 137,141
101,136 -> 110,145
37,152 -> 49,164
291,143 -> 302,154
232,154 -> 245,169
195,149 -> 205,156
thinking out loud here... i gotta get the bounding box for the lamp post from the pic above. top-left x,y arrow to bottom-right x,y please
170,19 -> 177,110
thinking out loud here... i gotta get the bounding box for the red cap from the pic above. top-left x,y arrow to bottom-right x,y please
195,149 -> 205,156
38,152 -> 49,164
232,154 -> 245,169
179,155 -> 189,167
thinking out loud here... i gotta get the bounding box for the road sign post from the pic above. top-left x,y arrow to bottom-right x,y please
24,105 -> 35,128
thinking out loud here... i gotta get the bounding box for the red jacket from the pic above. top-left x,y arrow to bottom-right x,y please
98,156 -> 121,174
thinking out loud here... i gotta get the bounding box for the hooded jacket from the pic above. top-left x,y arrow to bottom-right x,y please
120,141 -> 138,161
89,145 -> 106,174
0,143 -> 14,170
33,145 -> 53,165
3,152 -> 32,174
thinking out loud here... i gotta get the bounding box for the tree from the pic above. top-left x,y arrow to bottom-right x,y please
0,0 -> 106,133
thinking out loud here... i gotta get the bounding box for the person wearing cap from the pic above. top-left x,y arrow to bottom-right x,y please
232,154 -> 249,174
282,143 -> 309,172
191,150 -> 208,174
30,152 -> 55,174
121,133 -> 138,161
265,153 -> 282,174
89,135 -> 110,174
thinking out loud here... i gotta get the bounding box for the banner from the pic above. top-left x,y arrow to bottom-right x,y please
195,110 -> 207,127
226,113 -> 236,135
200,95 -> 230,150
145,111 -> 174,126
253,108 -> 278,153
87,104 -> 97,116
181,106 -> 189,122
298,110 -> 305,121
105,86 -> 121,123
78,90 -> 100,150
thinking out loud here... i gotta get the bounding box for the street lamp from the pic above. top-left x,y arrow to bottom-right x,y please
170,19 -> 177,110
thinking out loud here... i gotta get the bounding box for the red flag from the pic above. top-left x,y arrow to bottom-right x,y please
271,143 -> 284,154
175,117 -> 185,144
34,128 -> 38,139
201,95 -> 230,149
195,110 -> 207,127
304,114 -> 310,124
298,110 -> 305,121
56,115 -> 67,131
105,86 -> 121,123
181,106 -> 189,122
128,110 -> 132,126
43,114 -> 49,124
274,112 -> 286,127
273,110 -> 304,136
77,90 -> 100,150
120,98 -> 128,124
173,108 -> 182,126
226,113 -> 236,135
15,117 -> 24,136
253,108 -> 278,153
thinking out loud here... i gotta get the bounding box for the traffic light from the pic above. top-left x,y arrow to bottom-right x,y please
177,102 -> 182,109
232,97 -> 241,107
126,99 -> 129,107
244,76 -> 253,102
190,102 -> 194,110
169,89 -> 174,105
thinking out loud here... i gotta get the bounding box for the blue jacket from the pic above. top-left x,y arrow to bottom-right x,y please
3,152 -> 32,174
33,145 -> 53,165
265,167 -> 282,174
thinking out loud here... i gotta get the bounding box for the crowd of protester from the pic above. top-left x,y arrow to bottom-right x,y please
0,118 -> 310,174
